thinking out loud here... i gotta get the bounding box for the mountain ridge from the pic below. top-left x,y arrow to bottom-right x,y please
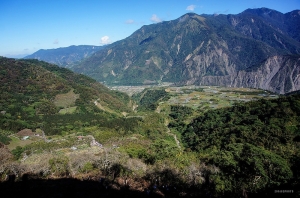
70,8 -> 300,93
24,45 -> 105,68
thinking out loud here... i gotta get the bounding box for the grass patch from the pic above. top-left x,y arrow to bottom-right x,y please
54,89 -> 79,108
93,128 -> 121,144
58,106 -> 77,114
7,135 -> 34,150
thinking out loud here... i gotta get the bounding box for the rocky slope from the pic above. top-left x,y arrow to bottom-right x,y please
71,8 -> 300,93
200,55 -> 300,94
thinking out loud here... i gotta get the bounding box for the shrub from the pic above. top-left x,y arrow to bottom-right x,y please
80,162 -> 95,174
11,146 -> 24,160
49,156 -> 69,176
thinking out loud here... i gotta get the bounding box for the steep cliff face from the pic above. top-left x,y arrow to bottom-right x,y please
200,55 -> 300,94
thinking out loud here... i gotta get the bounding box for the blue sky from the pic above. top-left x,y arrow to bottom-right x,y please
1,0 -> 299,58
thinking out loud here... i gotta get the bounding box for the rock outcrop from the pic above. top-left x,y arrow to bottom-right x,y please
200,55 -> 300,94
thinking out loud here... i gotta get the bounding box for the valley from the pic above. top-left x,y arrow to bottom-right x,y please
1,79 -> 299,197
72,10 -> 300,94
7,85 -> 277,153
1,6 -> 300,198
1,58 -> 299,198
111,84 -> 277,112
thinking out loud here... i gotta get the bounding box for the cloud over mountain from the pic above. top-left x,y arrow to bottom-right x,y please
100,36 -> 110,44
150,14 -> 162,23
186,5 -> 196,11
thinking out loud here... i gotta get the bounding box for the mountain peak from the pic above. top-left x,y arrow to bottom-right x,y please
242,7 -> 283,16
176,13 -> 206,26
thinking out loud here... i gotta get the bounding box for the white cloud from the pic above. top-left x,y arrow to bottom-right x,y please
100,36 -> 111,44
53,39 -> 59,44
125,19 -> 135,24
150,14 -> 162,23
186,5 -> 196,11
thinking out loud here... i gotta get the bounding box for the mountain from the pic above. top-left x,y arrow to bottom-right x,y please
72,8 -> 300,94
198,55 -> 300,94
24,45 -> 105,68
0,57 -> 131,133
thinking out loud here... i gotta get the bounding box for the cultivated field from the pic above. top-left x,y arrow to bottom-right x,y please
111,84 -> 278,111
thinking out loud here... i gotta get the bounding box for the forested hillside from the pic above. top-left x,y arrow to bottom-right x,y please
0,57 -> 131,134
0,56 -> 299,197
71,8 -> 300,94
179,94 -> 300,196
132,88 -> 170,111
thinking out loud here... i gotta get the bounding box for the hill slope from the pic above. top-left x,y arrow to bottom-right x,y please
179,93 -> 300,195
0,57 -> 131,133
1,56 -> 299,196
24,45 -> 105,68
73,8 -> 300,93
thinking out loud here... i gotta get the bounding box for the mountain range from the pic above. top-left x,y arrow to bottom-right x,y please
2,7 -> 300,194
24,45 -> 105,68
25,8 -> 300,94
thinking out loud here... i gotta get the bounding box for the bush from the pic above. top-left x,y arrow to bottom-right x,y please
11,146 -> 23,160
49,156 -> 69,176
80,162 -> 95,174
93,129 -> 120,143
0,134 -> 11,145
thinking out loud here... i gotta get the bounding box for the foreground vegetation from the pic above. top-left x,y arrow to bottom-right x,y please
180,94 -> 300,196
0,57 -> 299,197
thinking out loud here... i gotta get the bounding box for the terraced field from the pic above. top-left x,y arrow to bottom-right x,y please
164,86 -> 277,109
111,85 -> 278,112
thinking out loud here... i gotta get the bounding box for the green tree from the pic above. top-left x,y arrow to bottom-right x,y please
209,143 -> 292,196
49,156 -> 70,176
11,146 -> 24,160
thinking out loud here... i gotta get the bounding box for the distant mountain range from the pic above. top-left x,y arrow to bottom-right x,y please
24,45 -> 105,68
25,8 -> 300,94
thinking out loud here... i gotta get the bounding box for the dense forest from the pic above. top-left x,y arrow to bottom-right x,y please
179,94 -> 300,196
132,88 -> 170,111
